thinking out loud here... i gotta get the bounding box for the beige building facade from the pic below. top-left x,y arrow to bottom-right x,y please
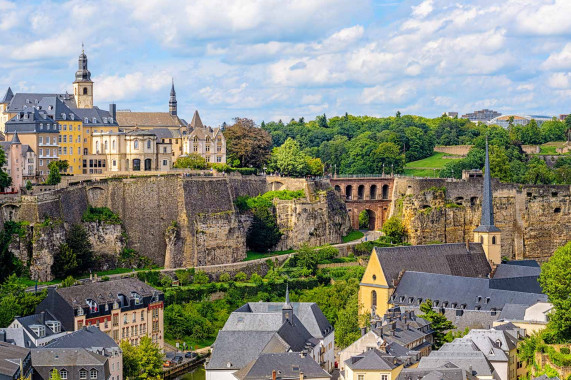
183,111 -> 226,164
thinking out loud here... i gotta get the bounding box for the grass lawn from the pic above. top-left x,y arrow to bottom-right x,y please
244,249 -> 295,261
405,152 -> 462,169
404,168 -> 441,177
342,230 -> 364,243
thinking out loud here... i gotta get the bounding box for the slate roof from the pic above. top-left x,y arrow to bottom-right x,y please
5,108 -> 58,134
397,366 -> 477,380
73,106 -> 118,126
116,111 -> 183,128
0,328 -> 34,348
234,353 -> 330,380
15,310 -> 65,340
345,348 -> 401,371
372,243 -> 491,287
493,261 -> 541,279
1,87 -> 13,104
463,328 -> 518,354
144,128 -> 182,140
53,278 -> 161,309
533,375 -> 560,380
237,302 -> 333,339
37,96 -> 80,121
6,93 -> 76,112
206,331 -> 285,370
45,326 -> 119,354
489,276 -> 543,294
0,342 -> 29,377
189,110 -> 204,129
418,343 -> 496,377
391,272 -> 547,312
31,347 -> 107,367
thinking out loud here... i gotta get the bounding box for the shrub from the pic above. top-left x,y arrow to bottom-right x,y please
234,272 -> 247,282
194,270 -> 209,284
160,274 -> 173,288
219,273 -> 231,282
246,207 -> 282,253
382,216 -> 407,243
174,154 -> 207,169
175,269 -> 192,286
101,276 -> 110,282
234,167 -> 257,176
561,347 -> 570,355
82,206 -> 122,224
51,244 -> 78,279
59,275 -> 76,288
251,273 -> 263,286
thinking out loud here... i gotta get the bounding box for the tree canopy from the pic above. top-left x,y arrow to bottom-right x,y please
223,118 -> 272,168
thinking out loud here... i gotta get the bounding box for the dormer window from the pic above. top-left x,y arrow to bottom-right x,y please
46,320 -> 61,333
62,113 -> 66,120
131,292 -> 142,305
85,118 -> 89,124
103,117 -> 107,123
30,324 -> 46,338
86,299 -> 98,313
93,117 -> 97,123
77,308 -> 84,316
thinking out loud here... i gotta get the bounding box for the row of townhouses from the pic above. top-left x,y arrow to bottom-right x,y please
0,49 -> 226,191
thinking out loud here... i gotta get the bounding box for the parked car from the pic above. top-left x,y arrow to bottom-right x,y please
163,360 -> 173,368
172,355 -> 183,364
185,352 -> 197,359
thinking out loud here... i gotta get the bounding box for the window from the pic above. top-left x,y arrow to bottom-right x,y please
60,369 -> 68,379
63,125 -> 67,131
104,141 -> 108,151
39,149 -> 43,157
162,160 -> 167,166
112,140 -> 115,150
492,236 -> 497,244
79,369 -> 87,380
358,376 -> 364,380
132,313 -> 136,323
193,145 -> 198,152
63,147 -> 67,155
90,369 -> 97,379
205,145 -> 210,152
113,160 -> 116,167
134,140 -> 139,149
124,315 -> 128,324
63,136 -> 67,143
217,156 -> 222,163
147,140 -> 151,149
141,311 -> 145,321
381,375 -> 389,380
70,125 -> 73,131
39,136 -> 43,144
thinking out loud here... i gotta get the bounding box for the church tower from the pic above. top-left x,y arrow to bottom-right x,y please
169,79 -> 177,116
73,46 -> 93,109
473,138 -> 502,266
282,285 -> 293,324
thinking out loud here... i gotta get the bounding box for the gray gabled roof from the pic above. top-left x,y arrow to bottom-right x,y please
31,347 -> 107,367
0,342 -> 29,377
0,328 -> 34,348
391,271 -> 547,311
37,96 -> 80,121
73,106 -> 118,126
45,326 -> 119,352
345,348 -> 401,370
397,366 -> 477,380
234,353 -> 330,380
373,243 -> 491,287
15,310 -> 65,340
418,344 -> 496,377
6,93 -> 76,112
206,331 -> 283,370
190,110 -> 204,129
493,261 -> 541,279
497,304 -> 528,321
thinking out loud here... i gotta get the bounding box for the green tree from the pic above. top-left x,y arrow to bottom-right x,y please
246,207 -> 282,252
305,157 -> 324,176
335,294 -> 361,348
224,118 -> 272,168
539,242 -> 571,342
525,158 -> 554,184
120,340 -> 140,379
51,244 -> 78,279
50,369 -> 63,380
173,154 -> 207,170
540,120 -> 567,142
59,275 -> 76,288
137,336 -> 164,379
0,146 -> 12,190
373,142 -> 405,174
358,210 -> 370,229
193,270 -> 209,284
45,160 -> 69,185
268,138 -> 310,177
296,245 -> 319,275
419,299 -> 456,348
219,273 -> 231,282
66,224 -> 93,273
381,217 -> 406,242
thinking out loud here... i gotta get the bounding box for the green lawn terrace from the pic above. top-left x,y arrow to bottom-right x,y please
404,152 -> 463,178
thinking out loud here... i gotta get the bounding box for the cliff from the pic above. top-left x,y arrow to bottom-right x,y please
393,177 -> 571,261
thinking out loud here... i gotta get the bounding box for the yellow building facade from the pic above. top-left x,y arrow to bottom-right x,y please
58,119 -> 83,174
358,251 -> 392,318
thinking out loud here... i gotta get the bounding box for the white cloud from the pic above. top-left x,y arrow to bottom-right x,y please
95,72 -> 171,102
412,0 -> 433,18
543,43 -> 571,70
548,73 -> 571,89
361,82 -> 417,104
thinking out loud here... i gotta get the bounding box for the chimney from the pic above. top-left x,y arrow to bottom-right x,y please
272,370 -> 276,380
0,330 -> 6,342
109,103 -> 116,120
40,311 -> 45,324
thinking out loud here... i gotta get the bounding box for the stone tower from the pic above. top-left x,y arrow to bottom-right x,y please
473,138 -> 502,266
73,46 -> 93,109
169,79 -> 177,116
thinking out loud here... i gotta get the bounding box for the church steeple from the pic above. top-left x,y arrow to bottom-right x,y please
169,79 -> 177,116
73,45 -> 93,109
474,137 -> 502,266
282,284 -> 293,324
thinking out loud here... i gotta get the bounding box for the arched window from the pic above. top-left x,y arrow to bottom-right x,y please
357,185 -> 365,200
370,185 -> 377,200
382,184 -> 389,199
95,141 -> 99,152
206,136 -> 210,143
83,87 -> 88,95
193,136 -> 198,142
134,140 -> 139,149
112,140 -> 115,150
480,236 -> 484,244
492,236 -> 496,244
104,141 -> 108,151
371,290 -> 377,309
345,185 -> 353,200
147,139 -> 151,149
334,185 -> 341,193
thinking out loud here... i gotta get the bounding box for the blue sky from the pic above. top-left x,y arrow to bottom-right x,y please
1,0 -> 571,126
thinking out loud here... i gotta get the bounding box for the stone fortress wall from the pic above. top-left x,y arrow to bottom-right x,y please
392,177 -> 571,261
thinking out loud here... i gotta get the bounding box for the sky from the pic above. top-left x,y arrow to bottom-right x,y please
1,0 -> 571,126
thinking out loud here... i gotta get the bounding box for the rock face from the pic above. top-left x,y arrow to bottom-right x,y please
393,177 -> 571,262
3,175 -> 351,275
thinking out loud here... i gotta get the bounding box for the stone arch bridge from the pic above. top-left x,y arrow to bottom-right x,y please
330,176 -> 394,230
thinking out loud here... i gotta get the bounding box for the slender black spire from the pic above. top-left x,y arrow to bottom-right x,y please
282,284 -> 293,324
474,137 -> 500,232
75,46 -> 92,82
169,79 -> 177,116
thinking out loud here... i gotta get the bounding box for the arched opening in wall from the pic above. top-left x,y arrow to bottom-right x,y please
370,185 -> 377,200
492,236 -> 496,244
359,209 -> 377,230
454,196 -> 464,206
132,159 -> 141,171
334,185 -> 341,193
271,181 -> 284,191
144,159 -> 152,171
345,185 -> 353,200
357,185 -> 365,200
470,197 -> 478,206
480,236 -> 484,244
382,184 -> 389,199
371,290 -> 377,310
